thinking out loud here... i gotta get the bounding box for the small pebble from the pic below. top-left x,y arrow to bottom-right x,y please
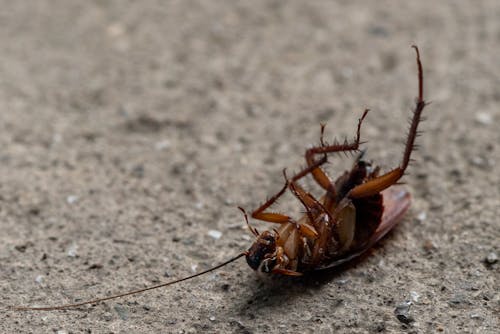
131,165 -> 144,178
229,320 -> 246,330
485,252 -> 498,265
35,275 -> 44,284
416,211 -> 427,222
449,294 -> 469,306
423,240 -> 437,252
56,330 -> 68,334
67,244 -> 78,257
66,195 -> 78,204
394,301 -> 414,324
470,156 -> 485,167
114,304 -> 128,320
470,313 -> 482,319
155,139 -> 171,150
209,316 -> 216,321
475,112 -> 492,125
191,264 -> 198,272
334,278 -> 350,286
52,133 -> 62,143
208,230 -> 222,240
410,291 -> 420,303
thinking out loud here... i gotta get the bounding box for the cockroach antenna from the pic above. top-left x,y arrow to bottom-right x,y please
13,253 -> 246,311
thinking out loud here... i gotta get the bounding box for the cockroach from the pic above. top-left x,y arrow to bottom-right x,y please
14,46 -> 427,311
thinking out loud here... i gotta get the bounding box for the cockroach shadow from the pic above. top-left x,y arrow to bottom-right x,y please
237,223 -> 404,315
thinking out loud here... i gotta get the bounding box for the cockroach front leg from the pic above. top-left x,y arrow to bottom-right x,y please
270,246 -> 303,276
248,156 -> 328,226
349,46 -> 426,199
249,180 -> 291,224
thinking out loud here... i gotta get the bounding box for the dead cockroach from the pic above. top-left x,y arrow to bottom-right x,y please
14,46 -> 427,311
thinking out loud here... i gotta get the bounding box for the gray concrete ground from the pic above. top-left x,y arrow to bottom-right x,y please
1,1 -> 498,333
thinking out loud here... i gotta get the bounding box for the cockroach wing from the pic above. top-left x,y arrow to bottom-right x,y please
316,187 -> 411,270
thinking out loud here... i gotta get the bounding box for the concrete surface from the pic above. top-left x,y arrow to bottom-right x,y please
1,1 -> 498,333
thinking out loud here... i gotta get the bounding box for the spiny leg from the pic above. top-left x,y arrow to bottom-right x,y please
349,46 -> 426,199
305,109 -> 369,205
249,179 -> 291,224
238,207 -> 259,236
249,155 -> 328,225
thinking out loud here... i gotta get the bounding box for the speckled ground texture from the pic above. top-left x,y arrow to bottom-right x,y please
1,1 -> 499,333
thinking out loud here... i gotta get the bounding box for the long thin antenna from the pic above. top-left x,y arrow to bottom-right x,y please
13,253 -> 246,311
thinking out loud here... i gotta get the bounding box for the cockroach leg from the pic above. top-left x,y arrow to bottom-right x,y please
286,180 -> 330,239
349,46 -> 426,199
282,168 -> 315,225
248,156 -> 328,225
305,109 -> 369,208
238,206 -> 259,236
319,123 -> 327,147
250,178 -> 291,224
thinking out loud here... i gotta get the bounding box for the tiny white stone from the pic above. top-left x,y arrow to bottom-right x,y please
209,316 -> 216,321
471,156 -> 485,167
66,195 -> 78,204
208,230 -> 222,240
52,133 -> 62,143
410,291 -> 420,303
417,211 -> 427,222
486,252 -> 498,264
35,275 -> 44,284
191,264 -> 198,273
475,112 -> 492,125
195,201 -> 204,209
67,244 -> 78,257
56,330 -> 68,334
155,139 -> 171,150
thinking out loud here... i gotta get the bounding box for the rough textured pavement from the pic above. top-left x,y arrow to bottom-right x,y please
1,1 -> 499,333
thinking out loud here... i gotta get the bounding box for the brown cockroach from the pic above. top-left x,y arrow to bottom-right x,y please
14,46 -> 427,311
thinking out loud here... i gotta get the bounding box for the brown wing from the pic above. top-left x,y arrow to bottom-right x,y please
352,192 -> 383,247
315,187 -> 411,270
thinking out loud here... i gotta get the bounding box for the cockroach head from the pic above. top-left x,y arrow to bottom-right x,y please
245,230 -> 278,273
